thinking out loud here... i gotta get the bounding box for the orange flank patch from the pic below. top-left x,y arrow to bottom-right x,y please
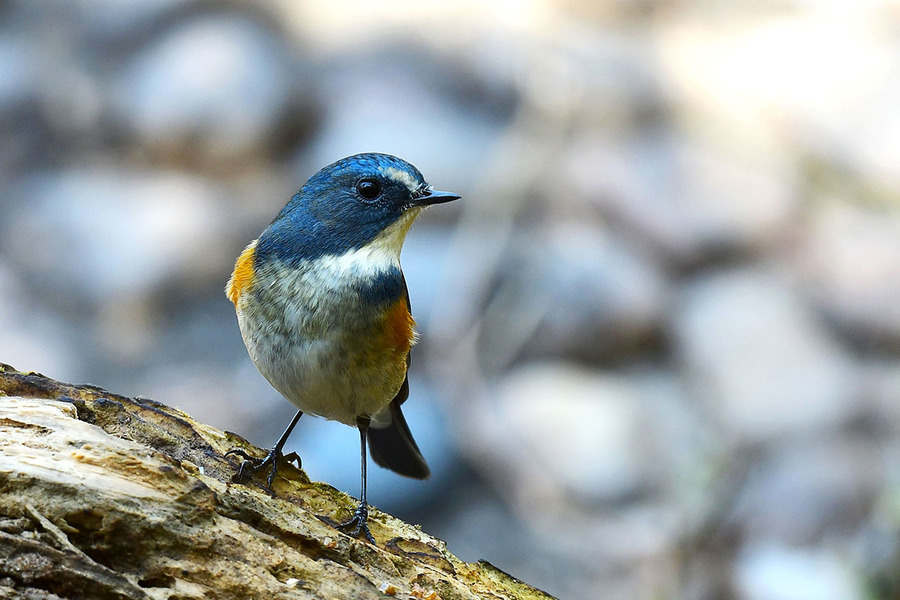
225,239 -> 258,305
383,298 -> 417,355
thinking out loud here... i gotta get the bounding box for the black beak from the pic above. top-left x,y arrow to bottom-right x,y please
410,188 -> 461,207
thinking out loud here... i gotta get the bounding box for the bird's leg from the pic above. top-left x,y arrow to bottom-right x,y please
335,415 -> 376,544
225,410 -> 303,491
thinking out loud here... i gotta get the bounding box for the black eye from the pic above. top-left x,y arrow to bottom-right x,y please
356,179 -> 381,200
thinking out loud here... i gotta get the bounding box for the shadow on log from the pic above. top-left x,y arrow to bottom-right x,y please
0,364 -> 555,600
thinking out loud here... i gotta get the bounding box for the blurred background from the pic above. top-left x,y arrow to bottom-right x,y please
2,1 -> 900,598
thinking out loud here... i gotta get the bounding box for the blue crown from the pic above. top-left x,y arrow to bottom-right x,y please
256,153 -> 427,265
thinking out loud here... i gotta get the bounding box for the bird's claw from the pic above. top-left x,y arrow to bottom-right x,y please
225,446 -> 299,491
282,451 -> 302,468
335,502 -> 376,544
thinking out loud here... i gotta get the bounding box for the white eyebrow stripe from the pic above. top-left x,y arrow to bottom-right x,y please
382,166 -> 421,191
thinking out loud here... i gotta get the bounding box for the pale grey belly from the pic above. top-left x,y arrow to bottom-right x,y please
236,291 -> 405,426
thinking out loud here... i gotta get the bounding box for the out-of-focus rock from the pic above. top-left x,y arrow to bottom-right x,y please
471,362 -> 706,509
732,439 -> 881,544
3,169 -> 236,372
854,515 -> 900,598
0,36 -> 36,119
734,543 -> 863,600
479,224 -> 668,367
71,0 -> 193,44
0,34 -> 57,175
5,169 -> 230,301
112,14 -> 299,162
0,265 -> 77,381
674,269 -> 859,441
861,360 -> 900,433
455,361 -> 709,599
796,201 -> 900,349
568,136 -> 798,268
656,12 -> 900,191
495,364 -> 652,503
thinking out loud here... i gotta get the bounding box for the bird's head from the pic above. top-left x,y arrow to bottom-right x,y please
259,153 -> 459,263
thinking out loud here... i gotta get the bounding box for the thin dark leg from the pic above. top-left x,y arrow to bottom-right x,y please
225,410 -> 303,491
335,416 -> 376,543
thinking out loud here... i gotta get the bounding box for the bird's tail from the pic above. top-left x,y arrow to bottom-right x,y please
368,399 -> 430,480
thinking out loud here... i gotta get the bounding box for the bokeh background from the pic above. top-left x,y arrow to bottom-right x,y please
3,1 -> 900,598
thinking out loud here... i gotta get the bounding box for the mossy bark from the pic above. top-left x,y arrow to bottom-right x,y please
0,364 -> 555,600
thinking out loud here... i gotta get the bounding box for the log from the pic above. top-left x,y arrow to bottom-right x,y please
0,364 -> 554,600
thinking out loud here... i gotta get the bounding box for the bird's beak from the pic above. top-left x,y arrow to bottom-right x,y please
410,188 -> 461,207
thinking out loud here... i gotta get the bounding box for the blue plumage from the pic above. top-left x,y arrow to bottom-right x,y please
256,153 -> 428,265
352,268 -> 408,308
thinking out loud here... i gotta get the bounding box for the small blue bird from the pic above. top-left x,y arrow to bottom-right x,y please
225,153 -> 459,542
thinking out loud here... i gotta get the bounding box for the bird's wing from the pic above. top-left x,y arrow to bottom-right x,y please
367,275 -> 430,479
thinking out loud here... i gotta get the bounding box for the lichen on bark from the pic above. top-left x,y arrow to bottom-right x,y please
0,364 -> 555,600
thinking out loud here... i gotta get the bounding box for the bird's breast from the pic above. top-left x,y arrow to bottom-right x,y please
229,245 -> 415,423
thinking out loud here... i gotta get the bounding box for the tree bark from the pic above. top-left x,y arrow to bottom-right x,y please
0,364 -> 554,600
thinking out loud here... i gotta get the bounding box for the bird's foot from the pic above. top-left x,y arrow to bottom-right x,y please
335,501 -> 376,544
224,447 -> 301,491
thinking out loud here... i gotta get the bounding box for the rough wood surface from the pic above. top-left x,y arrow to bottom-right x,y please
0,364 -> 555,600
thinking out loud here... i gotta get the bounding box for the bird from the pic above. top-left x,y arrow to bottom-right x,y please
224,152 -> 459,543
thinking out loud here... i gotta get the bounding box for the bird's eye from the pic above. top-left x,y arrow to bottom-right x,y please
356,179 -> 381,201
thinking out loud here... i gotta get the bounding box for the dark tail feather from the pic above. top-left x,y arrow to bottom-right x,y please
368,399 -> 430,480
